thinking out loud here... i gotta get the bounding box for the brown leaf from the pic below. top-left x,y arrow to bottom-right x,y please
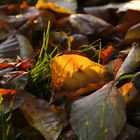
32,9 -> 55,31
114,10 -> 140,36
0,20 -> 10,40
3,89 -> 35,114
105,57 -> 124,76
16,34 -> 33,60
70,81 -> 126,140
83,4 -> 119,24
0,71 -> 28,89
0,35 -> 19,59
5,7 -> 40,28
20,98 -> 68,140
56,14 -> 113,38
117,124 -> 140,140
69,34 -> 89,50
131,72 -> 140,94
124,22 -> 140,41
116,43 -> 140,78
77,0 -> 110,8
0,59 -> 15,70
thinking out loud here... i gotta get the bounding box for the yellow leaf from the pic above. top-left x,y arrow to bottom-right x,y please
36,0 -> 72,15
51,54 -> 112,99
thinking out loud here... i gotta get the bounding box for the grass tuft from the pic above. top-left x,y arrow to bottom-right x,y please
29,21 -> 60,99
81,39 -> 102,63
0,95 -> 14,140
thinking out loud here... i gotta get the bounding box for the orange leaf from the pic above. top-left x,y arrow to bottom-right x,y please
119,82 -> 139,103
16,49 -> 39,70
20,1 -> 29,10
120,82 -> 133,97
0,60 -> 14,70
17,60 -> 30,70
7,4 -> 17,12
0,89 -> 16,95
100,45 -> 113,64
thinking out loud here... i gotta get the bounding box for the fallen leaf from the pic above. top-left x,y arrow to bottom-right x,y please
100,45 -> 114,64
124,22 -> 140,41
69,34 -> 89,50
0,67 -> 14,77
20,98 -> 68,140
6,7 -> 40,28
83,3 -> 119,24
0,88 -> 16,95
70,81 -> 126,140
77,0 -> 110,8
51,54 -> 112,100
3,89 -> 35,114
7,4 -> 19,14
126,95 -> 140,128
114,9 -> 140,36
56,14 -> 113,38
118,0 -> 140,13
0,71 -> 28,89
119,82 -> 139,103
131,72 -> 140,94
36,0 -> 72,15
16,34 -> 33,60
116,43 -> 140,78
117,124 -> 140,140
0,59 -> 15,70
0,20 -> 10,40
32,9 -> 55,31
20,1 -> 29,11
105,57 -> 124,76
44,0 -> 77,13
0,35 -> 19,59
